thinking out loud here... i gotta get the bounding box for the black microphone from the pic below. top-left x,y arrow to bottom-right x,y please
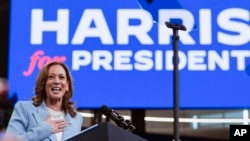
100,105 -> 135,132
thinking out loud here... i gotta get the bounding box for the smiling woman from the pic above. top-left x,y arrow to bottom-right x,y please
4,62 -> 83,141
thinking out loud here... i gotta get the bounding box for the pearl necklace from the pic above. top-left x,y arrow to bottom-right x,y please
47,107 -> 65,120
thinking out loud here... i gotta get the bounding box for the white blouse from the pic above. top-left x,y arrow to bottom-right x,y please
47,107 -> 65,141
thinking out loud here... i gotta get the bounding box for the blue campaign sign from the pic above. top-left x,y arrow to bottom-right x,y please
8,0 -> 250,109
136,0 -> 197,30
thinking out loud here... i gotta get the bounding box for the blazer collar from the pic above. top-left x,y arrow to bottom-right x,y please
33,100 -> 74,139
63,112 -> 74,139
36,101 -> 72,121
32,101 -> 49,123
37,100 -> 49,120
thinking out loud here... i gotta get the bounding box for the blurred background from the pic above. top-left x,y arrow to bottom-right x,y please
1,0 -> 250,141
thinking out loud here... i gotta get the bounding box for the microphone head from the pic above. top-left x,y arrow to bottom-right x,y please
100,105 -> 132,130
100,105 -> 112,116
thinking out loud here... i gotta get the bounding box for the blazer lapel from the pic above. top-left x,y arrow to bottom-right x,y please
32,101 -> 49,124
31,101 -> 75,140
63,113 -> 74,139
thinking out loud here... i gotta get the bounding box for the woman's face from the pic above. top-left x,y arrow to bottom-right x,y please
45,65 -> 69,101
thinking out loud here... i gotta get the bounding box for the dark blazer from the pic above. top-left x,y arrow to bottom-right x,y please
5,101 -> 83,141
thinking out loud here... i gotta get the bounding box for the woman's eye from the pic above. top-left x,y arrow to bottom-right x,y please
60,76 -> 65,79
48,75 -> 54,79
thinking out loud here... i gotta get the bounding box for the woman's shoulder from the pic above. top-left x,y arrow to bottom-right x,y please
74,112 -> 83,127
75,112 -> 83,122
14,100 -> 34,108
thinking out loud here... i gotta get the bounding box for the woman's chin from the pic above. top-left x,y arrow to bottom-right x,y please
49,96 -> 63,102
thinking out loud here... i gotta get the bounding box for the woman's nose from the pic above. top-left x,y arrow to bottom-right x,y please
53,77 -> 60,83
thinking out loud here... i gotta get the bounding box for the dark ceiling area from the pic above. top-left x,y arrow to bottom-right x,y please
0,0 -> 9,78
